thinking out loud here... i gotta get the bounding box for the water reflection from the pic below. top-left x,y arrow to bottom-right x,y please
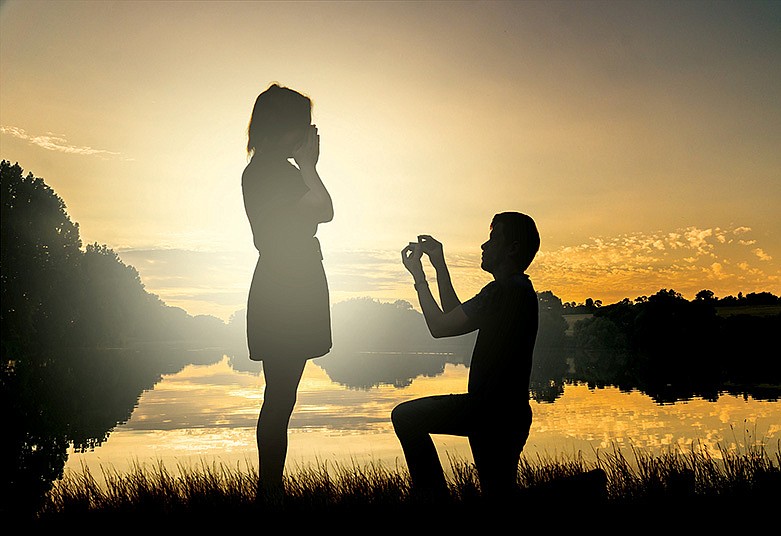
5,343 -> 228,517
11,336 -> 781,515
65,354 -> 781,483
314,351 -> 456,389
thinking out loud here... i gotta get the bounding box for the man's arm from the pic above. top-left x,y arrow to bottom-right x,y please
414,281 -> 476,338
402,241 -> 477,339
418,235 -> 460,313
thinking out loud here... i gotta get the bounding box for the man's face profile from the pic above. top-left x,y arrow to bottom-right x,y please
480,222 -> 507,274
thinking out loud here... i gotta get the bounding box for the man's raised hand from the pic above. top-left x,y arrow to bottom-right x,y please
401,241 -> 425,282
418,235 -> 446,269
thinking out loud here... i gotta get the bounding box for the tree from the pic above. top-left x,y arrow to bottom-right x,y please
1,160 -> 83,359
329,297 -> 435,352
744,292 -> 781,306
536,290 -> 568,347
695,289 -> 716,303
77,243 -> 150,346
1,160 -> 86,516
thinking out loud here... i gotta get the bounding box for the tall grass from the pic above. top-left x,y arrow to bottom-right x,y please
35,440 -> 781,526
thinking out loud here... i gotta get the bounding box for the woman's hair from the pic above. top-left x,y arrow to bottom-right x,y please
491,212 -> 540,271
247,83 -> 312,156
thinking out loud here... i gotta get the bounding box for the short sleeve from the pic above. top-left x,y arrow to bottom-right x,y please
461,282 -> 498,321
242,158 -> 311,252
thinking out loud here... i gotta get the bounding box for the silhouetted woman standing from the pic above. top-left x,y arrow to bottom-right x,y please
242,84 -> 333,496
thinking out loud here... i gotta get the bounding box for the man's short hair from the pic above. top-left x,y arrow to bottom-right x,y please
491,212 -> 540,271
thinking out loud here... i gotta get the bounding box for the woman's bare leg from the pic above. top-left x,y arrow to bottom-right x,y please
256,357 -> 307,494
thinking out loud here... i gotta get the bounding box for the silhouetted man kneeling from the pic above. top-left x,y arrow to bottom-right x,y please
393,212 -> 540,501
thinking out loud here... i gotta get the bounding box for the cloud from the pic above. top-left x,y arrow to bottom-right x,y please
705,262 -> 728,280
324,249 -> 410,293
0,125 -> 132,160
753,248 -> 772,261
684,227 -> 714,255
113,224 -> 779,322
528,225 -> 780,302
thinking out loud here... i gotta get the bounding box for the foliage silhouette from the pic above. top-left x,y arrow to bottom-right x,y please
1,160 -> 233,356
1,161 -> 231,520
1,160 -> 82,358
571,288 -> 781,403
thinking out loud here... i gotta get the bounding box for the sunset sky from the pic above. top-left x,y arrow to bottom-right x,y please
2,0 -> 779,322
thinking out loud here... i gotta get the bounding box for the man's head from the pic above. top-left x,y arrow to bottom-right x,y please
480,212 -> 540,275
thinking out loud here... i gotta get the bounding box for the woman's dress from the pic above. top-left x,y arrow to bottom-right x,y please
242,155 -> 332,362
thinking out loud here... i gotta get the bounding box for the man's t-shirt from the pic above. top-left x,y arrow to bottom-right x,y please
461,273 -> 538,402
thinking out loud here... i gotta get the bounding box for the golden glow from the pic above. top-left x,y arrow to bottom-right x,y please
2,1 -> 780,321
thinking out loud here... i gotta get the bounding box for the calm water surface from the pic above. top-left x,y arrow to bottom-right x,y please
65,355 -> 781,480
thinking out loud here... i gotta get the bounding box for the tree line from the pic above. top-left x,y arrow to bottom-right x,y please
567,289 -> 779,402
309,287 -> 779,404
1,160 -> 228,363
561,289 -> 780,313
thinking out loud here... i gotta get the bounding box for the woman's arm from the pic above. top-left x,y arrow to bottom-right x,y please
293,125 -> 334,224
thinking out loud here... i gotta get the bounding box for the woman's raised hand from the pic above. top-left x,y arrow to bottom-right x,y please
293,124 -> 319,168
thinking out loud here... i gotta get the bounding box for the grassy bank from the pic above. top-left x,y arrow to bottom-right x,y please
29,440 -> 781,529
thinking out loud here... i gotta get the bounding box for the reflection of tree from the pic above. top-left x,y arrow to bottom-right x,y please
313,298 -> 474,389
315,351 -> 452,389
572,317 -> 632,388
531,291 -> 570,402
529,347 -> 568,403
4,344 -> 224,519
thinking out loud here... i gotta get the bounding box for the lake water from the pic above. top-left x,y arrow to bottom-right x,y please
64,354 -> 781,481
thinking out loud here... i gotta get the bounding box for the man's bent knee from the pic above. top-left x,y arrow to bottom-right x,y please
390,402 -> 407,427
391,400 -> 418,432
